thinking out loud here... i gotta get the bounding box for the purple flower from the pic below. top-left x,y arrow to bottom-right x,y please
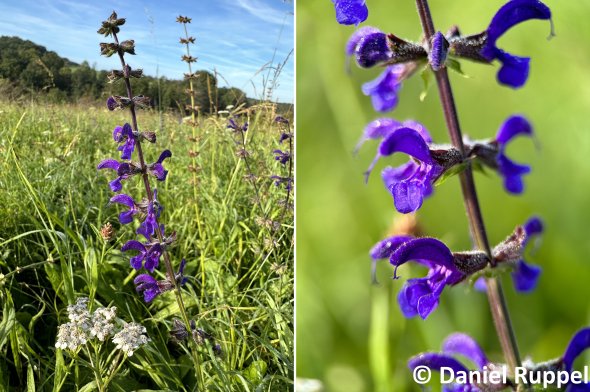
361,66 -> 404,112
137,190 -> 162,239
482,0 -> 552,88
97,158 -> 137,192
147,150 -> 171,181
273,149 -> 291,165
389,238 -> 465,319
227,117 -> 248,132
112,123 -> 136,160
133,274 -> 161,302
409,333 -> 500,391
133,258 -> 188,303
345,26 -> 380,57
353,30 -> 393,68
122,240 -> 162,272
331,0 -> 368,26
363,120 -> 461,214
495,115 -> 534,194
270,175 -> 292,191
109,194 -> 139,224
106,96 -> 118,111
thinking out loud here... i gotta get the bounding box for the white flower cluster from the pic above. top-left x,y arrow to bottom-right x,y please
90,306 -> 117,341
55,298 -> 123,351
112,322 -> 149,357
55,322 -> 88,350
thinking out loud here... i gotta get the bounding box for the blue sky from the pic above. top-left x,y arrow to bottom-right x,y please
0,0 -> 294,103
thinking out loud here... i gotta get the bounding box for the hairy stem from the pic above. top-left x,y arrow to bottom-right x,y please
415,0 -> 522,377
111,31 -> 204,386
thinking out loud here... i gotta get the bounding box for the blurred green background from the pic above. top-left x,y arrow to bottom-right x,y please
296,0 -> 590,391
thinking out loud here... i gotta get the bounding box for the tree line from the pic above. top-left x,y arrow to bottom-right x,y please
0,36 -> 290,114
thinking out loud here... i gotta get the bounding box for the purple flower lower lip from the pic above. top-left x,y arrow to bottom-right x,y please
361,66 -> 403,113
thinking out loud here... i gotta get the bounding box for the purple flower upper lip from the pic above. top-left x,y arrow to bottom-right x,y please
481,0 -> 552,88
112,123 -> 136,160
331,0 -> 368,26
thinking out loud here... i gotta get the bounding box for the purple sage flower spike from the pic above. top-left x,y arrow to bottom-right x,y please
482,0 -> 552,88
147,150 -> 172,181
495,115 -> 534,194
390,238 -> 464,319
361,66 -> 404,112
331,0 -> 368,26
112,123 -> 135,160
109,194 -> 139,224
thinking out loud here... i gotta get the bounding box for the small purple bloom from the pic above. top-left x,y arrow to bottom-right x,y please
137,190 -> 162,239
390,238 -> 465,319
482,0 -> 552,88
361,66 -> 403,112
133,274 -> 161,302
112,123 -> 135,160
331,0 -> 368,26
147,150 -> 172,181
122,240 -> 162,272
428,32 -> 449,71
345,26 -> 381,57
409,333 -> 498,391
370,235 -> 413,283
364,122 -> 459,214
97,158 -> 137,192
227,117 -> 248,132
106,96 -> 118,111
273,149 -> 291,165
495,115 -> 534,194
109,193 -> 138,224
354,31 -> 392,68
270,175 -> 292,191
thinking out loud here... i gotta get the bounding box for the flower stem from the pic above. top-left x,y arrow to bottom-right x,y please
414,0 -> 522,376
111,31 -> 204,387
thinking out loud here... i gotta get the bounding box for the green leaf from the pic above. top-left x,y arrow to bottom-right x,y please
447,58 -> 469,78
434,162 -> 469,187
52,349 -> 67,392
419,66 -> 432,102
0,294 -> 16,351
244,360 -> 268,385
27,363 -> 35,392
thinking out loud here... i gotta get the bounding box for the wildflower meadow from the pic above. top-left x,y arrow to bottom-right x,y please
0,5 -> 293,391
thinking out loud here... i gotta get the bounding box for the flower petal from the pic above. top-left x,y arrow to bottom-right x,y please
379,127 -> 433,164
563,328 -> 590,372
361,66 -> 403,112
97,159 -> 120,171
511,260 -> 541,292
370,235 -> 413,260
355,118 -> 402,153
390,237 -> 455,270
355,32 -> 392,68
110,194 -> 135,209
442,333 -> 489,369
497,153 -> 531,194
331,0 -> 368,26
485,0 -> 551,57
495,50 -> 530,88
496,115 -> 533,145
346,26 -> 380,55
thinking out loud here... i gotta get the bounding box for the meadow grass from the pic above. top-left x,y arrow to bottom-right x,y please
0,101 -> 293,391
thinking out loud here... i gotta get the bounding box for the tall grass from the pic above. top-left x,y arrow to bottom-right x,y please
0,102 -> 293,391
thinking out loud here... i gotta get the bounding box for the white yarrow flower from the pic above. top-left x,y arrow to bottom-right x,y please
67,297 -> 92,331
112,322 -> 149,356
90,306 -> 117,341
55,322 -> 88,350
